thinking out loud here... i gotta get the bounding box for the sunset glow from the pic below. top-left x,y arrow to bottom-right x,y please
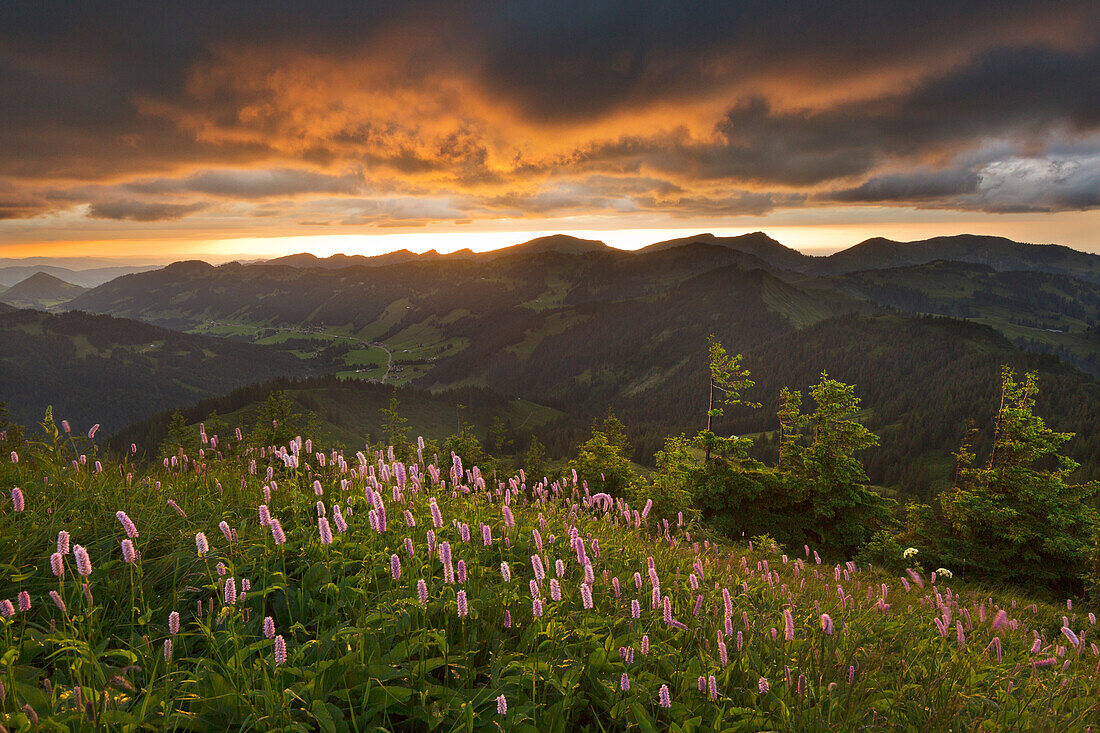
1,3 -> 1098,261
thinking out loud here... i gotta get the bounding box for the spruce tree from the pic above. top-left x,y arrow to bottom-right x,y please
938,367 -> 1099,590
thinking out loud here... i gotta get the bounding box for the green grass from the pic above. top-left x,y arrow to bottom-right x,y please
2,427 -> 1099,730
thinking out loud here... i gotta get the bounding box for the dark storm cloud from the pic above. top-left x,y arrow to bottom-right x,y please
477,0 -> 1097,121
0,1 -> 1098,222
572,41 -> 1100,186
828,169 -> 982,203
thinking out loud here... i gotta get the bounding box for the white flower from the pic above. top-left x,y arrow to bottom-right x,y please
902,547 -> 919,559
934,567 -> 952,579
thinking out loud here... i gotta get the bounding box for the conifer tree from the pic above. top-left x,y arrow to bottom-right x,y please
779,373 -> 888,552
937,367 -> 1099,590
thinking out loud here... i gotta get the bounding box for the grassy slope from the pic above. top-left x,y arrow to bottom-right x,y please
213,382 -> 562,449
1,434 -> 1098,730
105,377 -> 565,460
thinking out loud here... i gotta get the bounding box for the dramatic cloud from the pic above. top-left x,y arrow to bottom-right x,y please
0,0 -> 1098,244
87,200 -> 211,222
125,169 -> 365,199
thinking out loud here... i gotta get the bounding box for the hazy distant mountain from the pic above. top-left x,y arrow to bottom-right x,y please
0,301 -> 16,313
641,231 -> 813,271
815,234 -> 1100,282
0,264 -> 160,288
266,248 -> 475,269
0,309 -> 313,431
0,272 -> 86,310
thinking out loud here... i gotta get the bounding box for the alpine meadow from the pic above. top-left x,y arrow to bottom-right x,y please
4,2 -> 1100,730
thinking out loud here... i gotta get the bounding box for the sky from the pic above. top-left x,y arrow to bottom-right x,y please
1,1 -> 1099,262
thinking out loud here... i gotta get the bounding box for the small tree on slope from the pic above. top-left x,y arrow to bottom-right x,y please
932,367 -> 1099,592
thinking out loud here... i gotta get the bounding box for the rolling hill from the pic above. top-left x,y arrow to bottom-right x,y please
0,271 -> 87,310
814,261 -> 1100,376
813,234 -> 1100,282
0,309 -> 314,432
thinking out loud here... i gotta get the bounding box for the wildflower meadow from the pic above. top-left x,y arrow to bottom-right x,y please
1,421 -> 1099,731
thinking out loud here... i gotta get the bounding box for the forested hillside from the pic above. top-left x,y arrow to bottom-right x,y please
0,310 -> 313,431
53,233 -> 1100,497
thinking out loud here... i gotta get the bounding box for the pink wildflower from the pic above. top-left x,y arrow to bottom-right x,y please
417,579 -> 428,604
274,635 -> 287,666
73,545 -> 92,576
318,517 -> 333,545
263,616 -> 275,639
270,519 -> 286,545
195,533 -> 209,556
11,488 -> 24,513
658,683 -> 670,708
391,554 -> 401,580
57,531 -> 70,555
18,591 -> 30,612
169,611 -> 180,634
121,539 -> 138,564
49,590 -> 65,614
496,694 -> 507,715
218,521 -> 232,542
457,590 -> 468,617
50,553 -> 64,578
758,677 -> 769,694
224,577 -> 237,604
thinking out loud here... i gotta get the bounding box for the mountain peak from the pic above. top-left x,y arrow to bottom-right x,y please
0,271 -> 87,310
491,234 -> 611,258
641,231 -> 811,270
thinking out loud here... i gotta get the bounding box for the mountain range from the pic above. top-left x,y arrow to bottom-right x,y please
0,263 -> 160,288
4,231 -> 1100,496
